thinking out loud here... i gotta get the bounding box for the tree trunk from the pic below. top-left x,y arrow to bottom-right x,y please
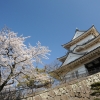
0,72 -> 13,92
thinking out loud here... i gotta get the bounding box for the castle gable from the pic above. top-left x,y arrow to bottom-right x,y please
72,30 -> 84,40
62,53 -> 82,66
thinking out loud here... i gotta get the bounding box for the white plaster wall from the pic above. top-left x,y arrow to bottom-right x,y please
62,35 -> 98,68
78,65 -> 87,74
63,34 -> 99,80
65,65 -> 87,79
82,42 -> 100,53
73,31 -> 84,40
70,34 -> 95,50
63,53 -> 82,66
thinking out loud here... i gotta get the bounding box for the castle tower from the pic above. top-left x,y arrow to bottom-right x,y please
50,25 -> 100,81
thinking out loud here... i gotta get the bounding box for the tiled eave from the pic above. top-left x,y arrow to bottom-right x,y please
62,26 -> 99,50
49,46 -> 100,80
58,35 -> 100,63
57,54 -> 68,63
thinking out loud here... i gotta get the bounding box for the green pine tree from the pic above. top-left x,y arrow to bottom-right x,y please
90,82 -> 100,100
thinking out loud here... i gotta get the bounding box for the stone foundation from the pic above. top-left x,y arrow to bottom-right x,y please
22,72 -> 100,100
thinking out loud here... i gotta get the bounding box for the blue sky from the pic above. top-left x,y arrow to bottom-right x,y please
0,0 -> 100,66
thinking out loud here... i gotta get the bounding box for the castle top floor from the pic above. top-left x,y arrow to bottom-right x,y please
62,25 -> 99,50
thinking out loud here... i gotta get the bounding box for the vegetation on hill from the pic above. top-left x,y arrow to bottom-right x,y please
91,82 -> 100,100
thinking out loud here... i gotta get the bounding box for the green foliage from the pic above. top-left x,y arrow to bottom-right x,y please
94,98 -> 100,100
91,82 -> 100,89
17,79 -> 35,88
27,79 -> 35,87
91,82 -> 100,100
35,67 -> 46,73
17,67 -> 52,89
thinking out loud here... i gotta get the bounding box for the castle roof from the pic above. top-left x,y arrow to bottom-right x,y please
62,25 -> 99,50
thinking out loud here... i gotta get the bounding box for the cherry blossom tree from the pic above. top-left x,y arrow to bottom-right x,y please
0,27 -> 51,92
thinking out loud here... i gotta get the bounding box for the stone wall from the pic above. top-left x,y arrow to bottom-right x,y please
22,72 -> 100,100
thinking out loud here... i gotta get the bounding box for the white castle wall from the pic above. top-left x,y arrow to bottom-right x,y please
65,65 -> 87,80
62,53 -> 82,66
70,34 -> 95,50
62,34 -> 98,79
63,34 -> 95,66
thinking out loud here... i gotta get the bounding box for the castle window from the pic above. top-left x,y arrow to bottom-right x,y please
87,63 -> 93,67
94,60 -> 99,64
85,57 -> 100,75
